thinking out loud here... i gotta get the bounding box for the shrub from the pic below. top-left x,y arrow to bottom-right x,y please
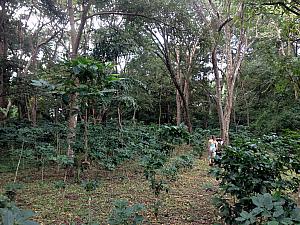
0,194 -> 38,225
212,137 -> 300,224
107,199 -> 144,225
236,193 -> 300,224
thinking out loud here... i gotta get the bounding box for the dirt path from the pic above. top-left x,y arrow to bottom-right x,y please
158,158 -> 219,224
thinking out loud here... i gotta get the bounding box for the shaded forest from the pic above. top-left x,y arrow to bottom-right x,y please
0,0 -> 300,224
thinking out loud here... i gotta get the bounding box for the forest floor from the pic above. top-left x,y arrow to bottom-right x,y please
0,154 -> 220,225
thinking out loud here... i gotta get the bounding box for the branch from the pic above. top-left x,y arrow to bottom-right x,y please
218,17 -> 233,32
84,11 -> 174,28
145,25 -> 165,54
84,11 -> 155,21
193,2 -> 209,24
74,0 -> 92,55
208,0 -> 220,18
261,2 -> 300,16
22,28 -> 63,76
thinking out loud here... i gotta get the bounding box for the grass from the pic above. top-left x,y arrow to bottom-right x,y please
0,149 -> 219,224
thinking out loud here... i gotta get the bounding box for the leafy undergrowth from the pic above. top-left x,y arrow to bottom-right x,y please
0,155 -> 219,224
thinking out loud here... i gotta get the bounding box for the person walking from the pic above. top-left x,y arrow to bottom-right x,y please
208,135 -> 218,166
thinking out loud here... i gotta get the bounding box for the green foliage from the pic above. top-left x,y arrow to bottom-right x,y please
64,57 -> 117,89
189,128 -> 212,156
51,155 -> 74,168
0,207 -> 38,225
236,193 -> 300,225
173,154 -> 194,169
212,134 -> 300,224
89,123 -> 154,170
0,195 -> 38,225
107,199 -> 144,225
0,122 -> 66,172
238,40 -> 300,133
54,180 -> 66,190
81,180 -> 99,193
160,153 -> 195,181
158,124 -> 190,145
33,57 -> 119,97
261,133 -> 300,174
4,183 -> 23,202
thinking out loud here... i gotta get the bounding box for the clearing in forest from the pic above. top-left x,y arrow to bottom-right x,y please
0,157 -> 219,225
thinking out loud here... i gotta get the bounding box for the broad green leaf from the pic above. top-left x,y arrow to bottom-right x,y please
251,207 -> 263,216
236,216 -> 246,222
18,209 -> 35,220
273,206 -> 284,217
21,221 -> 40,225
291,208 -> 300,221
2,209 -> 15,225
263,193 -> 273,210
267,221 -> 279,225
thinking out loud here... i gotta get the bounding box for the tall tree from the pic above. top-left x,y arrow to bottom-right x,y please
121,0 -> 206,132
194,0 -> 260,143
0,0 -> 9,116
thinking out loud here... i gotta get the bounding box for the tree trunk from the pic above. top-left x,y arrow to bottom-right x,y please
31,96 -> 37,127
0,0 -> 9,120
175,48 -> 182,126
117,105 -> 123,129
176,91 -> 181,125
55,106 -> 58,124
67,92 -> 79,159
212,46 -> 225,140
182,78 -> 192,132
66,0 -> 91,159
158,83 -> 162,126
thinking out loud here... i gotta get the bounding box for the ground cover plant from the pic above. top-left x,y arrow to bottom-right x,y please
0,146 -> 218,224
0,122 -> 217,224
1,123 -> 299,224
212,132 -> 300,224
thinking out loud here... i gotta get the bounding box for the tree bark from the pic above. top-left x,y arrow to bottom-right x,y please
205,1 -> 247,144
30,96 -> 37,127
183,78 -> 191,129
212,46 -> 225,140
0,0 -> 9,120
176,91 -> 181,125
66,0 -> 91,159
175,48 -> 182,126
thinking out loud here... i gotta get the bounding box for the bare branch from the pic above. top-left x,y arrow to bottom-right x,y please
73,0 -> 92,55
208,0 -> 220,18
22,28 -> 63,75
218,17 -> 233,32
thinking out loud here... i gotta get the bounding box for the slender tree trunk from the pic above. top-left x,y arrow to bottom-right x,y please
158,83 -> 162,126
182,103 -> 192,132
0,0 -> 9,120
167,104 -> 170,123
132,107 -> 137,123
66,0 -> 77,159
66,0 -> 91,159
118,105 -> 123,129
246,106 -> 250,127
176,91 -> 181,125
31,96 -> 37,127
84,108 -> 89,161
67,92 -> 79,159
175,48 -> 182,125
182,78 -> 192,131
196,1 -> 248,144
165,39 -> 192,132
212,46 -> 225,140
